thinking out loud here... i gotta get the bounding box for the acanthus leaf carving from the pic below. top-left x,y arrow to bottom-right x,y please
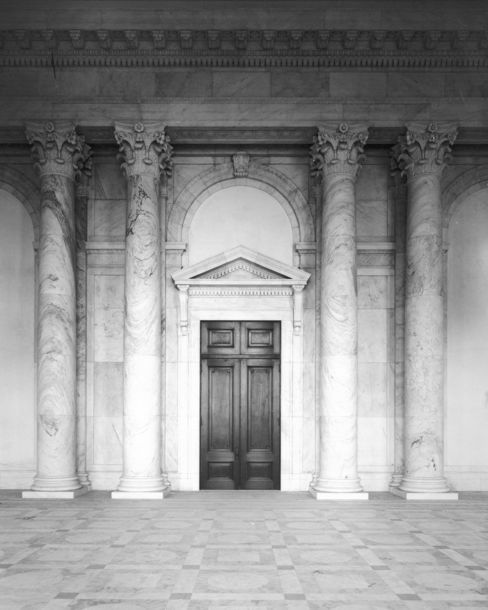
114,121 -> 173,178
25,120 -> 88,179
310,122 -> 369,179
395,122 -> 458,178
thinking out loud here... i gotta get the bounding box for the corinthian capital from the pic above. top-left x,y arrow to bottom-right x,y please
396,122 -> 458,178
310,122 -> 368,179
114,121 -> 173,179
25,121 -> 88,179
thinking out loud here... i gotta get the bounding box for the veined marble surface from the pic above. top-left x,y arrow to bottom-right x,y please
34,173 -> 80,491
399,124 -> 456,494
316,170 -> 362,494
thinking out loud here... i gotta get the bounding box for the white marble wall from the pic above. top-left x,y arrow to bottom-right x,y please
446,188 -> 488,490
83,152 -> 396,491
0,190 -> 36,487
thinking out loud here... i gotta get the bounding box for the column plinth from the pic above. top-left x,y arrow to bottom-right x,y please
112,122 -> 172,499
395,122 -> 458,500
23,121 -> 90,498
309,123 -> 369,500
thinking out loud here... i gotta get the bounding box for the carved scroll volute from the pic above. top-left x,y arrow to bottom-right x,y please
25,120 -> 87,179
114,121 -> 173,179
395,122 -> 458,178
310,122 -> 369,180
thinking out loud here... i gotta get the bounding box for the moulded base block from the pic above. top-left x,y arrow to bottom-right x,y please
111,489 -> 171,500
390,488 -> 459,500
309,489 -> 369,501
22,487 -> 90,499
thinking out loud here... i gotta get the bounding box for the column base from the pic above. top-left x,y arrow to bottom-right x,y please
390,488 -> 458,501
114,475 -> 169,496
77,472 -> 92,489
389,473 -> 403,489
112,488 -> 171,500
22,487 -> 89,499
310,488 -> 369,500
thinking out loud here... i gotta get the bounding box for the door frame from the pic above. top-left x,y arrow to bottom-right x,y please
172,247 -> 310,491
175,306 -> 303,491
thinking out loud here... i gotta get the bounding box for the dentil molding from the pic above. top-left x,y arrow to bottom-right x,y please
0,29 -> 486,69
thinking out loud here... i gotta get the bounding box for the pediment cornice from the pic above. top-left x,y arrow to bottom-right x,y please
0,29 -> 485,70
172,246 -> 310,288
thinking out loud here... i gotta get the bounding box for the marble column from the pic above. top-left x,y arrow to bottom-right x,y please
389,145 -> 407,489
395,122 -> 458,499
309,123 -> 369,499
75,163 -> 91,488
112,121 -> 172,499
23,121 -> 90,498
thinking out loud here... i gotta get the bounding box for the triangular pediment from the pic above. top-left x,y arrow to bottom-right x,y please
172,246 -> 310,286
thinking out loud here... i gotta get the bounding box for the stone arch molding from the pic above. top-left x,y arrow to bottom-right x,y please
443,165 -> 488,236
0,166 -> 40,244
167,160 -> 315,246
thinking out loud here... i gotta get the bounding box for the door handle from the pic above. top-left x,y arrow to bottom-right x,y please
235,447 -> 239,459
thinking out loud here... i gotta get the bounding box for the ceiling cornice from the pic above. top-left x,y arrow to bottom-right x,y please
0,29 -> 486,70
2,126 -> 488,148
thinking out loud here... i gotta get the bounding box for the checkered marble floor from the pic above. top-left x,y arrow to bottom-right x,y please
1,491 -> 488,609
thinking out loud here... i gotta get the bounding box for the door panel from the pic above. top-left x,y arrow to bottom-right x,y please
201,321 -> 240,356
240,321 -> 280,356
240,359 -> 280,490
200,359 -> 239,489
200,321 -> 280,490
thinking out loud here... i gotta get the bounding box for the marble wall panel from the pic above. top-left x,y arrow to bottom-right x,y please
93,416 -> 123,466
302,269 -> 316,310
98,69 -> 156,100
92,200 -> 126,240
165,308 -> 179,363
156,71 -> 212,97
356,199 -> 388,238
356,163 -> 389,201
92,274 -> 124,363
93,160 -> 127,201
358,417 -> 388,466
271,161 -> 310,201
358,309 -> 388,363
358,362 -> 388,417
302,361 -> 316,421
93,362 -> 123,418
212,71 -> 271,97
358,276 -> 392,309
302,309 -> 316,363
387,72 -> 446,98
271,70 -> 329,98
164,414 -> 178,473
172,162 -> 214,206
301,416 -> 316,473
0,190 -> 36,477
329,73 -> 387,99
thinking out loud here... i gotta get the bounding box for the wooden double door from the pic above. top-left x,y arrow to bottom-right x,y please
200,321 -> 281,490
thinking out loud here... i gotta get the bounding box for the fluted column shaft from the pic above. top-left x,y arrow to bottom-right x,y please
25,121 -> 89,493
114,122 -> 172,495
310,123 -> 368,496
397,123 -> 457,494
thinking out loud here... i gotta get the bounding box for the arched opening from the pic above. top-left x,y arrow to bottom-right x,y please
446,188 -> 488,489
0,189 -> 36,487
187,185 -> 294,266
